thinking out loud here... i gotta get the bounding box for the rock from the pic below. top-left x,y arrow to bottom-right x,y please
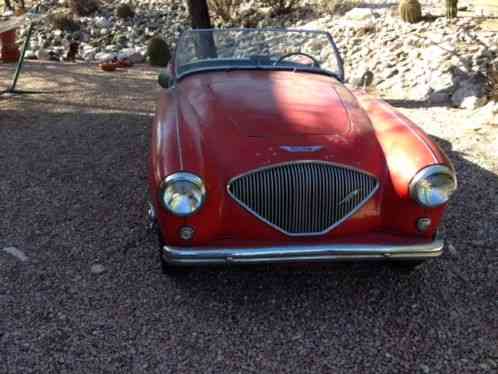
428,72 -> 455,93
91,264 -> 105,274
118,48 -> 145,64
410,83 -> 431,101
25,50 -> 38,60
420,364 -> 430,374
94,16 -> 111,29
81,46 -> 97,61
344,8 -> 375,21
469,101 -> 498,127
453,95 -> 488,110
448,243 -> 458,256
451,75 -> 488,109
94,52 -> 115,63
36,49 -> 52,61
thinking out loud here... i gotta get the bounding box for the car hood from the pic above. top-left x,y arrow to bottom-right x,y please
202,72 -> 350,137
174,71 -> 387,180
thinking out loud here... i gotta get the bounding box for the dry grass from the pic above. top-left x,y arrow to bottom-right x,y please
208,0 -> 243,23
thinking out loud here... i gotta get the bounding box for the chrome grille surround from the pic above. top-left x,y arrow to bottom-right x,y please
227,161 -> 379,236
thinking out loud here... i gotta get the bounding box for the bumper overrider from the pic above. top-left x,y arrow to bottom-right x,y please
161,240 -> 444,265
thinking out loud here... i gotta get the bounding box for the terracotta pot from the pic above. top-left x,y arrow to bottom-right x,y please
1,29 -> 20,63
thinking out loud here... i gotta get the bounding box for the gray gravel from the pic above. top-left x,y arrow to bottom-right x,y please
1,62 -> 497,373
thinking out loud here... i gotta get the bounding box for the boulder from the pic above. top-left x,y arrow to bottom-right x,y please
344,8 -> 376,21
118,48 -> 145,63
94,52 -> 116,63
451,74 -> 488,109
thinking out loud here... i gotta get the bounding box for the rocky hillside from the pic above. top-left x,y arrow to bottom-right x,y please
6,0 -> 498,113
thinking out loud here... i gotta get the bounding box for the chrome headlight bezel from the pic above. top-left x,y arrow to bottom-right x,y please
409,165 -> 457,208
160,172 -> 206,217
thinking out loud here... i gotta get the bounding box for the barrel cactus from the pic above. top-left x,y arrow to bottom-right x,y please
446,0 -> 458,18
399,0 -> 422,24
116,3 -> 134,19
147,37 -> 171,67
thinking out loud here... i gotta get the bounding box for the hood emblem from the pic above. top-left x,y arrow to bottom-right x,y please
280,146 -> 323,153
339,189 -> 361,206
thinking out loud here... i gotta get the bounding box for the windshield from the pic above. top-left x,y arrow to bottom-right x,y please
175,29 -> 343,80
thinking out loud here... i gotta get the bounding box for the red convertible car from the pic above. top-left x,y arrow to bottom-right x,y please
147,29 -> 457,274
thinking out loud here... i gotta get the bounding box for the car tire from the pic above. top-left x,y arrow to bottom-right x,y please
389,260 -> 425,273
159,253 -> 190,276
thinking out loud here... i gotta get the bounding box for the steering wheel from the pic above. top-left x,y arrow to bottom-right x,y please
274,52 -> 321,68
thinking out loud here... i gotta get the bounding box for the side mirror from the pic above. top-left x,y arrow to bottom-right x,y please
158,71 -> 172,89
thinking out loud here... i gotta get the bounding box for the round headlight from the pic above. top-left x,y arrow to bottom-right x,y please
160,172 -> 206,216
410,165 -> 457,207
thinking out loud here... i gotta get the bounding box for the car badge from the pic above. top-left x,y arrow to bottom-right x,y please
339,189 -> 361,206
279,146 -> 323,153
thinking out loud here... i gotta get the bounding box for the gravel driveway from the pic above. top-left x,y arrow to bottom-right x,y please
1,62 -> 496,373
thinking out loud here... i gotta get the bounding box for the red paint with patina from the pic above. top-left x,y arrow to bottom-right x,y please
148,70 -> 452,248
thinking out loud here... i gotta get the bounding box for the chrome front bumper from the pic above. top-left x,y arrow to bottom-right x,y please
161,240 -> 444,265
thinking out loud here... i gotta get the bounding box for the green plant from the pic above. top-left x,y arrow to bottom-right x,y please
147,37 -> 171,67
446,0 -> 457,18
399,0 -> 422,23
48,11 -> 80,31
116,3 -> 134,19
260,0 -> 299,15
69,0 -> 99,17
208,0 -> 242,23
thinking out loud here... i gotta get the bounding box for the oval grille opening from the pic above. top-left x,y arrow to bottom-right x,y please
228,162 -> 378,236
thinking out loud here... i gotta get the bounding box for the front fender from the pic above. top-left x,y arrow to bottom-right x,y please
355,92 -> 452,237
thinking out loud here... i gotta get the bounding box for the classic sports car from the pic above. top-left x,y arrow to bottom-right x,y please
147,29 -> 457,274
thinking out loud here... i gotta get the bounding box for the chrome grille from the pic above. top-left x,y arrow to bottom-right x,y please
227,161 -> 378,236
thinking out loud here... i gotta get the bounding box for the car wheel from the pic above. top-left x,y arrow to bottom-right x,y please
159,253 -> 190,276
389,260 -> 425,273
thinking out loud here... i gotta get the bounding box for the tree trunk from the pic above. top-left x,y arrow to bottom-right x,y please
186,0 -> 212,29
446,0 -> 458,18
186,0 -> 216,59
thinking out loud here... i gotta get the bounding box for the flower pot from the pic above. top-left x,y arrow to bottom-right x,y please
0,29 -> 21,63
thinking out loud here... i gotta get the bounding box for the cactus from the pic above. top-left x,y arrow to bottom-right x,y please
446,0 -> 458,18
116,3 -> 135,19
147,37 -> 171,67
399,0 -> 422,24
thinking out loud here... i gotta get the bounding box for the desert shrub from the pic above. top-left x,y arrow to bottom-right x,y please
69,0 -> 99,17
316,0 -> 338,13
147,37 -> 171,67
48,11 -> 80,31
259,0 -> 299,15
316,0 -> 362,15
116,3 -> 134,19
208,0 -> 242,23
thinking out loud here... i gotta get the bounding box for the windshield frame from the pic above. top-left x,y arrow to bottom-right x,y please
173,28 -> 345,82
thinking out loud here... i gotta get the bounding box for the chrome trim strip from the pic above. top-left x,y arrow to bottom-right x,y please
161,240 -> 444,265
226,160 -> 379,237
